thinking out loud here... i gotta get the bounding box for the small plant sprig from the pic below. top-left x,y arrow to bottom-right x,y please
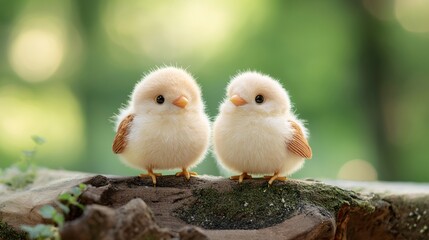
0,135 -> 45,190
57,183 -> 87,210
21,223 -> 60,240
21,183 -> 87,240
19,135 -> 46,171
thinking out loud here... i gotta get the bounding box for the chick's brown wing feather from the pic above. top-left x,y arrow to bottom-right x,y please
112,114 -> 134,154
287,120 -> 312,159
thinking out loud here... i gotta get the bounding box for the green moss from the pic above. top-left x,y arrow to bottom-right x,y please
175,180 -> 375,230
0,221 -> 27,240
298,181 -> 375,214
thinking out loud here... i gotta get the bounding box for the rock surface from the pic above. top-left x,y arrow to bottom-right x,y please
61,198 -> 177,240
1,170 -> 429,240
0,169 -> 92,229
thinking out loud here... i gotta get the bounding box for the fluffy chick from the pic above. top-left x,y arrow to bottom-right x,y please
112,67 -> 211,185
213,71 -> 312,185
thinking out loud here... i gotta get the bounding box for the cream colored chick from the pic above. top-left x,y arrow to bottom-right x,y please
112,67 -> 210,185
213,71 -> 312,185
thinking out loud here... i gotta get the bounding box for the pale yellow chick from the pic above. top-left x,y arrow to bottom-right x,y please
213,71 -> 312,185
112,67 -> 211,185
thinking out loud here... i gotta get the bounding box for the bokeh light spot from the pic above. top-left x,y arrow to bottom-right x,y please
9,21 -> 64,82
102,0 -> 267,61
395,0 -> 429,33
337,159 -> 378,181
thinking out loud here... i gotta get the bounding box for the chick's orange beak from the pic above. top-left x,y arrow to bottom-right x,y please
173,96 -> 189,108
230,95 -> 247,106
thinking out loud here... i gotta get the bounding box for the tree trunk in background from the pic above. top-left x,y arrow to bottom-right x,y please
73,0 -> 101,171
355,1 -> 398,180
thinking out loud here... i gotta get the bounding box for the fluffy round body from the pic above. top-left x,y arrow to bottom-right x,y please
114,67 -> 211,171
120,111 -> 210,170
213,71 -> 309,176
213,113 -> 305,175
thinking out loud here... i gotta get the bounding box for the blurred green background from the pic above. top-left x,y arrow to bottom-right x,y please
1,0 -> 428,182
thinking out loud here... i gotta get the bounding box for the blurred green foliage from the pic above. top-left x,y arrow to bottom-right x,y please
1,0 -> 428,181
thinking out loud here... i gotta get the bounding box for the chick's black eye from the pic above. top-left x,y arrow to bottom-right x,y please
156,95 -> 165,104
255,95 -> 264,104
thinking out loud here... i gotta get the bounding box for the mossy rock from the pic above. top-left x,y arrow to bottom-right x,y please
3,171 -> 429,239
0,221 -> 26,240
175,180 -> 374,230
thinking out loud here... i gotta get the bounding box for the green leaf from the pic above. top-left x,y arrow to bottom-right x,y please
21,150 -> 36,159
58,192 -> 73,201
70,186 -> 82,196
55,201 -> 70,214
31,135 -> 46,145
4,171 -> 36,190
21,225 -> 39,239
67,198 -> 84,210
74,202 -> 85,210
39,205 -> 57,219
21,224 -> 55,239
79,183 -> 87,191
52,213 -> 64,228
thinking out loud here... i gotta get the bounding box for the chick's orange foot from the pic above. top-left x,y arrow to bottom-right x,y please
264,173 -> 287,185
175,168 -> 197,180
139,170 -> 162,185
230,172 -> 253,183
